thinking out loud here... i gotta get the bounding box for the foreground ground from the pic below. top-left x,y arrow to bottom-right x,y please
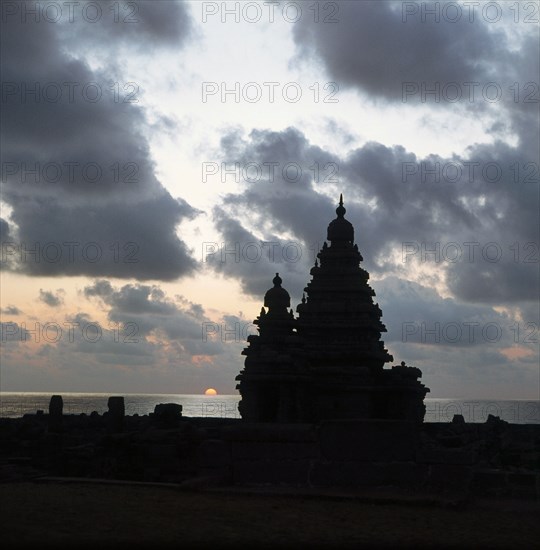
2,481 -> 538,548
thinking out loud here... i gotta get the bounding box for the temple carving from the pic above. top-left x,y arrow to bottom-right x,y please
236,195 -> 429,423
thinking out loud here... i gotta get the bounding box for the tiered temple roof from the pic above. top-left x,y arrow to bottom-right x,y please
296,194 -> 393,371
236,196 -> 429,423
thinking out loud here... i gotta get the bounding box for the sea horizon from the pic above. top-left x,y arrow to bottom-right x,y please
0,392 -> 538,424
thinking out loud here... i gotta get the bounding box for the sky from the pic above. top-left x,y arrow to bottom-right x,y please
0,0 -> 538,399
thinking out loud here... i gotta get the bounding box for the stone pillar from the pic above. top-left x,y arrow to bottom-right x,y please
107,396 -> 125,432
48,395 -> 63,432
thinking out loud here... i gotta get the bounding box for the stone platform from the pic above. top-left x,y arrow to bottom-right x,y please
1,397 -> 539,501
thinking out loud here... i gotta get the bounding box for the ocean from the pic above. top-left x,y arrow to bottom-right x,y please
0,393 -> 538,424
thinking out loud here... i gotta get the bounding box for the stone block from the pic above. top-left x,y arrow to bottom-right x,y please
427,464 -> 473,496
152,403 -> 183,427
222,423 -> 317,442
49,395 -> 63,416
108,396 -> 125,416
471,469 -> 507,496
147,444 -> 177,460
310,460 -> 428,489
416,448 -> 477,465
507,472 -> 537,499
48,395 -> 63,432
198,439 -> 231,469
106,396 -> 125,432
232,459 -> 311,485
319,420 -> 418,461
230,441 -> 318,460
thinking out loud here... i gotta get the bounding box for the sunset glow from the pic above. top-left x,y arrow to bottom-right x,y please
0,1 -> 537,400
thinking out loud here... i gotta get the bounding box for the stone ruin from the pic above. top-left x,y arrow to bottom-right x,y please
236,195 -> 429,423
1,196 -> 537,500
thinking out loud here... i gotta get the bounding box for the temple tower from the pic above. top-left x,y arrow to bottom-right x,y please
236,196 -> 429,423
296,194 -> 393,370
235,274 -> 308,422
295,195 -> 397,420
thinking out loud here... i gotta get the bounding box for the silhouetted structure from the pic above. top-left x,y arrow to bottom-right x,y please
237,273 -> 307,422
236,195 -> 429,423
107,396 -> 125,432
48,394 -> 63,432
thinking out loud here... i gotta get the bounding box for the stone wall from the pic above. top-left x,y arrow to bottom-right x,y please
0,398 -> 538,500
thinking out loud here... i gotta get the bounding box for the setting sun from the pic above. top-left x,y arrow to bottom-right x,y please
204,388 -> 218,396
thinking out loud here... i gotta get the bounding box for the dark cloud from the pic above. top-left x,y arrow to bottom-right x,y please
38,289 -> 64,307
83,279 -> 114,299
0,1 -> 198,280
83,280 -> 223,355
371,276 -> 538,397
60,0 -> 194,49
293,1 -> 520,103
212,126 -> 538,306
0,218 -> 9,238
208,115 -> 538,398
59,312 -> 157,362
0,218 -> 13,270
375,277 -> 518,347
0,306 -> 22,315
209,205 -> 311,299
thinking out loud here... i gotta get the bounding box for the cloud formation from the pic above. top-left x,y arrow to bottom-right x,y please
38,289 -> 64,308
293,1 -> 526,103
211,126 -> 539,306
0,0 -> 198,280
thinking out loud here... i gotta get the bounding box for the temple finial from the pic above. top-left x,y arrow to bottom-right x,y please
336,194 -> 346,218
273,272 -> 282,286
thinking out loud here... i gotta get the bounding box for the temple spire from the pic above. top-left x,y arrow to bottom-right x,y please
264,273 -> 290,313
328,193 -> 353,243
336,193 -> 346,218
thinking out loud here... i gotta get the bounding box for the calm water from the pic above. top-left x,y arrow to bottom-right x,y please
0,393 -> 538,423
0,393 -> 240,419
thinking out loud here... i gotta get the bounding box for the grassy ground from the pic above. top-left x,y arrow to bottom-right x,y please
2,482 -> 539,548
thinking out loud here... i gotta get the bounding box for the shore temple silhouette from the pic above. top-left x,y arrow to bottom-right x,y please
2,197 -> 538,499
236,195 -> 429,423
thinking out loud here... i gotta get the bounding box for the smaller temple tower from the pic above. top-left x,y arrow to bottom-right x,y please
235,273 -> 308,422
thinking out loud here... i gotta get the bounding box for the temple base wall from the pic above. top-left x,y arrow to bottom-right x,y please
3,408 -> 540,500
